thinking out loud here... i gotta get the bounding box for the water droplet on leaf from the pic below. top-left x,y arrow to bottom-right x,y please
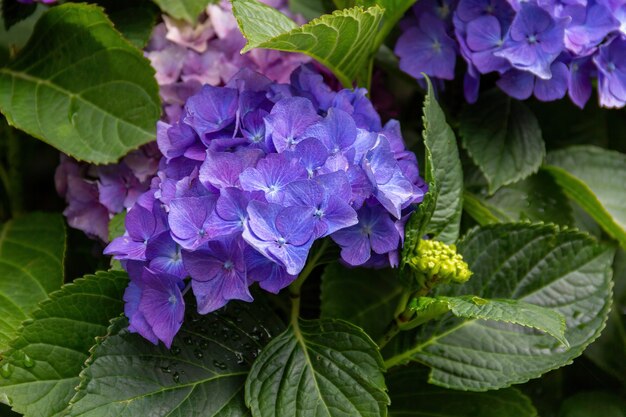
23,354 -> 34,368
1,362 -> 14,378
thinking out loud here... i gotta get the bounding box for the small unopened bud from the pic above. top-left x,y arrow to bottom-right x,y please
408,239 -> 472,287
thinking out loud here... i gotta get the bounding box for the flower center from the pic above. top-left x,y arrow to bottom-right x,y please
432,39 -> 442,53
223,260 -> 234,270
168,294 -> 177,305
314,208 -> 324,219
527,34 -> 537,44
277,237 -> 286,247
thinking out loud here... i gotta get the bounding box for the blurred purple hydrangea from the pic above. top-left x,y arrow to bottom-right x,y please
105,67 -> 427,347
396,0 -> 626,108
56,0 -> 310,242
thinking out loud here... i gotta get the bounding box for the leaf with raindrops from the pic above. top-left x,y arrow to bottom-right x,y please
67,297 -> 285,417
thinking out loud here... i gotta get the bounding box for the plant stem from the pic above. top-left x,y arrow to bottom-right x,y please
288,239 -> 329,325
377,285 -> 433,349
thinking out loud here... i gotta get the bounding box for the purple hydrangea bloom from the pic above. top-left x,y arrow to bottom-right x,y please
56,0 -> 310,241
331,204 -> 400,266
106,67 -> 426,346
183,235 -> 251,313
593,36 -> 626,107
497,60 -> 569,100
124,268 -> 185,348
495,4 -> 569,79
395,13 -> 458,80
397,0 -> 626,107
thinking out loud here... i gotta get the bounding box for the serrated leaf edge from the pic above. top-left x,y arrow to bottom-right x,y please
0,3 -> 160,164
233,3 -> 384,86
386,222 -> 614,392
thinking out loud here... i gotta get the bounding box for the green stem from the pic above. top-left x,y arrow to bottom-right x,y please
376,285 -> 434,350
288,239 -> 330,325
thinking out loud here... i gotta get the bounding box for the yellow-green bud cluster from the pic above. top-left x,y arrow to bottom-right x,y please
408,239 -> 472,284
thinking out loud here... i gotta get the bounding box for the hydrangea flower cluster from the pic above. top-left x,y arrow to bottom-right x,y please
55,145 -> 160,241
395,0 -> 626,108
55,0 -> 308,241
104,66 -> 427,347
145,0 -> 309,123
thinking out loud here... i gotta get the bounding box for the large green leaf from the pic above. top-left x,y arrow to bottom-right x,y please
460,90 -> 545,194
0,4 -> 160,164
383,223 -> 614,391
320,263 -> 404,341
152,0 -> 211,22
388,366 -> 537,417
407,296 -> 567,346
0,213 -> 65,353
0,271 -> 128,417
245,319 -> 389,417
544,146 -> 626,248
232,0 -> 384,87
68,299 -> 285,417
464,171 -> 573,226
422,78 -> 463,244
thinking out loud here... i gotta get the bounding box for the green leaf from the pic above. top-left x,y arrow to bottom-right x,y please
107,211 -> 126,242
288,0 -> 332,20
383,223 -> 614,391
0,271 -> 128,417
401,188 -> 437,269
388,366 -> 538,417
462,192 -> 501,226
0,213 -> 65,353
0,4 -> 161,164
321,263 -> 404,341
68,299 -> 285,417
422,77 -> 463,244
464,171 -> 573,226
232,0 -> 384,87
151,0 -> 211,22
0,3 -> 45,53
1,0 -> 37,30
460,89 -> 545,194
102,0 -> 160,48
559,392 -> 626,417
544,145 -> 626,248
407,295 -> 568,346
245,319 -> 389,417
